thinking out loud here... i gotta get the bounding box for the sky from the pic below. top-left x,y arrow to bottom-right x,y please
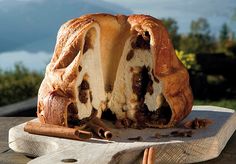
0,0 -> 235,71
103,0 -> 236,34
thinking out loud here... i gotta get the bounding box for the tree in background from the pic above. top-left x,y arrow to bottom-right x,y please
190,18 -> 210,35
224,7 -> 236,55
180,18 -> 216,53
219,23 -> 230,43
161,18 -> 181,49
219,23 -> 236,55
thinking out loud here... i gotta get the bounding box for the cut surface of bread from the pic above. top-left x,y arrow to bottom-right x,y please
109,36 -> 168,128
37,13 -> 193,129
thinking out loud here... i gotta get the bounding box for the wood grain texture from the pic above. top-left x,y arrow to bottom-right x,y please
8,106 -> 236,163
0,117 -> 33,164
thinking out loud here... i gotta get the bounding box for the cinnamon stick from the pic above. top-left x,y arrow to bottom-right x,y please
87,121 -> 112,140
87,121 -> 105,138
91,117 -> 109,131
24,121 -> 92,140
89,117 -> 112,140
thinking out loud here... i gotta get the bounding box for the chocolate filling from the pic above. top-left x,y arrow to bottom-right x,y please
147,80 -> 153,95
67,103 -> 78,117
132,66 -> 171,126
132,66 -> 152,100
78,80 -> 90,104
68,75 -> 96,127
101,108 -> 117,122
126,50 -> 134,61
89,91 -> 93,102
78,65 -> 82,72
131,32 -> 150,49
67,108 -> 98,127
67,103 -> 78,127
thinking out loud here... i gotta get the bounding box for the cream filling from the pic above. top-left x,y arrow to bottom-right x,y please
109,39 -> 163,121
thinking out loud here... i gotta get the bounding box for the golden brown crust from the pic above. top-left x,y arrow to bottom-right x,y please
37,17 -> 96,126
37,13 -> 193,128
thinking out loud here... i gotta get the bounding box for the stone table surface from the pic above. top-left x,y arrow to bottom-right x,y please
1,117 -> 236,164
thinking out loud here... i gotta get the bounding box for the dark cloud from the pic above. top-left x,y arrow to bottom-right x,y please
0,0 -> 132,53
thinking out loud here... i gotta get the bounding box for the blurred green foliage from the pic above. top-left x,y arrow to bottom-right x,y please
163,17 -> 236,106
179,33 -> 216,54
162,17 -> 236,55
181,18 -> 216,53
219,23 -> 231,43
0,63 -> 43,106
175,50 -> 200,70
194,99 -> 236,110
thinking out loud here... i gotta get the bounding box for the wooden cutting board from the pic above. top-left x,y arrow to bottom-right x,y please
9,106 -> 236,164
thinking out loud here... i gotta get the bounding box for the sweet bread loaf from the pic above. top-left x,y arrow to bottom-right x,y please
37,13 -> 193,128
